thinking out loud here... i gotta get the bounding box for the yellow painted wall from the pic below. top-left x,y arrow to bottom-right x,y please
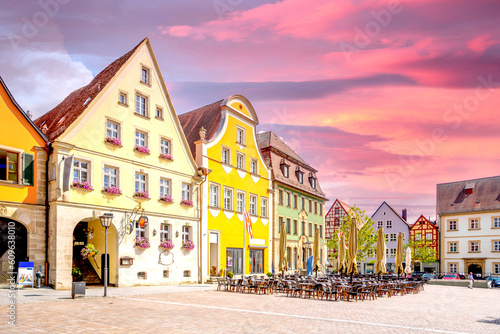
206,104 -> 271,275
0,85 -> 46,204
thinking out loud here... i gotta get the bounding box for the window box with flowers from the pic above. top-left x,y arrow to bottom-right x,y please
159,240 -> 174,251
105,136 -> 122,147
134,237 -> 151,249
180,199 -> 193,206
134,145 -> 150,154
159,153 -> 173,161
81,244 -> 100,260
159,195 -> 173,203
133,191 -> 150,199
102,186 -> 122,196
72,180 -> 93,191
182,240 -> 195,251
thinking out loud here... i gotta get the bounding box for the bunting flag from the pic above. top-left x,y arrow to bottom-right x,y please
244,211 -> 253,239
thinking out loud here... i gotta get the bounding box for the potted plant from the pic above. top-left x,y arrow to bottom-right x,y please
266,272 -> 273,278
105,136 -> 122,146
81,244 -> 99,260
181,240 -> 195,250
180,199 -> 193,206
72,180 -> 93,190
159,195 -> 173,203
72,267 -> 82,281
227,272 -> 234,279
134,145 -> 150,154
133,191 -> 149,199
134,237 -> 151,249
102,186 -> 122,195
159,240 -> 174,250
159,153 -> 173,160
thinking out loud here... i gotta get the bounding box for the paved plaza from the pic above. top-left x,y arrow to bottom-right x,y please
2,284 -> 500,333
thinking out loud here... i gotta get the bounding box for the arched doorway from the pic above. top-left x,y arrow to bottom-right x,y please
468,263 -> 482,277
0,218 -> 28,283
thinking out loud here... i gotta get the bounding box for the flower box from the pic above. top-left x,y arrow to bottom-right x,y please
133,191 -> 150,199
159,153 -> 173,160
134,145 -> 150,154
105,136 -> 122,147
159,240 -> 175,250
102,186 -> 122,195
134,237 -> 151,249
159,195 -> 174,203
72,180 -> 93,191
181,240 -> 195,251
81,244 -> 100,260
180,199 -> 193,206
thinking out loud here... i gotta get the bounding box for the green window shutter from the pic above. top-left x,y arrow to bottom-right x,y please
22,153 -> 35,186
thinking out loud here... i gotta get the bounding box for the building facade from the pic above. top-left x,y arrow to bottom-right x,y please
257,131 -> 327,273
409,215 -> 439,273
324,199 -> 351,258
35,38 -> 202,289
437,176 -> 500,277
179,96 -> 273,281
0,76 -> 48,284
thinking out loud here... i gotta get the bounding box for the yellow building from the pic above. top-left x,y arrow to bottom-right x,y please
0,76 -> 48,284
35,38 -> 202,289
180,96 -> 273,281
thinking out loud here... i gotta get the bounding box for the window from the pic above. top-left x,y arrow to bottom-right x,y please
119,91 -> 128,105
415,232 -> 421,241
493,241 -> 500,252
209,184 -> 219,208
293,248 -> 297,269
279,217 -> 283,232
0,150 -> 19,183
261,197 -> 268,218
236,153 -> 244,170
134,172 -> 147,193
135,93 -> 148,116
160,223 -> 171,242
377,221 -> 383,228
249,249 -> 264,274
293,195 -> 298,209
449,263 -> 457,273
283,165 -> 289,178
236,127 -> 245,145
301,197 -> 305,211
470,241 -> 479,252
293,219 -> 298,235
495,264 -> 500,275
390,233 -> 397,242
310,177 -> 317,189
308,200 -> 312,213
385,248 -> 389,258
390,248 -> 396,257
73,159 -> 89,182
106,120 -> 120,140
426,232 -> 433,240
314,224 -> 317,234
448,220 -> 457,230
250,159 -> 258,174
386,220 -> 392,229
156,106 -> 163,119
287,247 -> 291,269
181,183 -> 191,201
319,204 -> 322,215
298,172 -> 303,184
135,130 -> 148,147
224,187 -> 233,211
141,66 -> 150,85
249,194 -> 257,215
493,217 -> 500,228
135,219 -> 147,238
449,242 -> 457,252
301,221 -> 305,235
286,218 -> 291,234
286,192 -> 291,207
103,166 -> 118,188
384,234 -> 388,242
221,147 -> 230,164
236,191 -> 245,213
314,202 -> 318,215
160,138 -> 171,155
308,223 -> 312,236
160,178 -> 171,197
335,208 -> 340,214
319,225 -> 323,238
278,190 -> 283,205
469,218 -> 480,230
182,225 -> 191,242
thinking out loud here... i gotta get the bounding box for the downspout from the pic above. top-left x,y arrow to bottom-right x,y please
198,168 -> 208,284
44,142 -> 52,286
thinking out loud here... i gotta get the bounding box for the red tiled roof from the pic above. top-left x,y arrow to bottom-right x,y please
34,38 -> 147,141
178,100 -> 223,158
257,131 -> 314,171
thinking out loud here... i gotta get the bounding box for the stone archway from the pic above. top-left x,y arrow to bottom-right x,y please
464,259 -> 485,278
0,218 -> 28,283
468,263 -> 482,277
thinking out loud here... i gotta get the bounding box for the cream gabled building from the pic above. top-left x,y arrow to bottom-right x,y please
35,38 -> 202,289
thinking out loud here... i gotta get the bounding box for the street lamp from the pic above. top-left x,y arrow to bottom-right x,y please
99,213 -> 113,297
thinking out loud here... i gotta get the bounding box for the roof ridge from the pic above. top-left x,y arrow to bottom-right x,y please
437,175 -> 500,186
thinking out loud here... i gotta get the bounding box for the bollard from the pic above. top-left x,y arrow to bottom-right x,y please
35,265 -> 42,288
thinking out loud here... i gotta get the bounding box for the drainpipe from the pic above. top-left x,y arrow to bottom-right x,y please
198,168 -> 208,284
44,142 -> 52,286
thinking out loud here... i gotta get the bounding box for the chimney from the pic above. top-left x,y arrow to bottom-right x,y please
402,209 -> 407,221
26,110 -> 32,119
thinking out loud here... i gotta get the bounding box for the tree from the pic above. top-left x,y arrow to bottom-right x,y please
405,238 -> 437,271
327,204 -> 377,266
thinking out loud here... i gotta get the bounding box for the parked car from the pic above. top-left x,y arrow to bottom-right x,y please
413,272 -> 425,278
442,273 -> 461,280
422,273 -> 435,280
485,276 -> 500,287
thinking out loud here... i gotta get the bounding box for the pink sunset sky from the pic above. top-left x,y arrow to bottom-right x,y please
1,0 -> 499,222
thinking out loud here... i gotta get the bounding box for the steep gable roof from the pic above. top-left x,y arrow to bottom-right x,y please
34,38 -> 147,141
410,215 -> 437,229
372,201 -> 409,227
437,175 -> 500,215
257,131 -> 314,171
0,76 -> 48,142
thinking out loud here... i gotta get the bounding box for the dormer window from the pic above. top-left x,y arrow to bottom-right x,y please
309,173 -> 317,189
141,66 -> 150,85
465,182 -> 475,195
281,159 -> 290,178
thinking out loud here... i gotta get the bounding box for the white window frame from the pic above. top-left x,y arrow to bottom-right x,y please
283,165 -> 289,178
118,91 -> 128,105
103,165 -> 118,188
73,159 -> 90,183
286,192 -> 291,207
156,105 -> 163,119
449,242 -> 457,252
134,172 -> 147,193
209,183 -> 220,208
261,197 -> 268,218
426,232 -> 433,240
141,65 -> 150,85
449,263 -> 457,273
298,172 -> 303,184
160,178 -> 171,197
223,187 -> 233,211
469,218 -> 479,230
182,225 -> 191,242
448,220 -> 457,230
181,183 -> 191,201
377,221 -> 383,228
236,126 -> 245,145
236,191 -> 245,213
135,129 -> 148,147
160,223 -> 171,242
236,152 -> 245,170
390,233 -> 397,242
250,159 -> 258,174
390,248 -> 396,257
494,217 -> 500,228
386,220 -> 393,229
249,194 -> 257,215
160,137 -> 171,155
470,241 -> 479,252
135,93 -> 148,117
493,241 -> 500,252
221,147 -> 230,165
106,119 -> 120,140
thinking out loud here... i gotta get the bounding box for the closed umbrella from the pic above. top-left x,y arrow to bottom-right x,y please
346,218 -> 358,278
338,232 -> 346,274
313,228 -> 320,277
404,247 -> 412,275
278,222 -> 288,277
375,227 -> 386,277
297,236 -> 303,270
395,232 -> 404,278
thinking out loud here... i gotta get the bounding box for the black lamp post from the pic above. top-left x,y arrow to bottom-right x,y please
99,213 -> 113,297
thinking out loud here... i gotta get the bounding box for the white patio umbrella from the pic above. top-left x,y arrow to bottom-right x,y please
404,247 -> 412,275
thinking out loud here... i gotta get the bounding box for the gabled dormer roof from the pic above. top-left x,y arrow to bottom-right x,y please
371,201 -> 410,227
34,38 -> 147,141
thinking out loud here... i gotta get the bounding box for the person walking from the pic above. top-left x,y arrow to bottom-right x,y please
468,272 -> 474,289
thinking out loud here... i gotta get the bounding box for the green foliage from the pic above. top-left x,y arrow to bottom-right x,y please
405,238 -> 437,265
226,271 -> 234,278
326,204 -> 377,263
266,272 -> 273,277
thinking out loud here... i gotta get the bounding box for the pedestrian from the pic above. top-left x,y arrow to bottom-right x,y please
468,272 -> 474,289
